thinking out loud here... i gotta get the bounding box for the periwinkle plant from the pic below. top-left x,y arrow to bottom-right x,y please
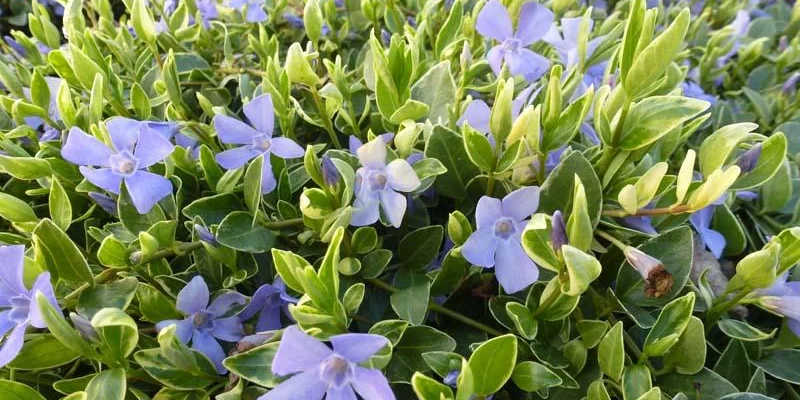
0,0 -> 799,398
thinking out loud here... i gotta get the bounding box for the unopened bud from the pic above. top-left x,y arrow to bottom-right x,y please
321,154 -> 340,187
235,332 -> 276,352
70,312 -> 99,342
129,251 -> 143,264
734,143 -> 762,173
623,246 -> 673,298
550,210 -> 568,254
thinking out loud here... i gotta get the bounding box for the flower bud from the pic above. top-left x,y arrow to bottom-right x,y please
194,224 -> 218,245
782,72 -> 799,94
235,332 -> 276,353
321,154 -> 340,187
460,42 -> 472,73
286,43 -> 319,87
550,210 -> 568,254
70,312 -> 99,342
623,246 -> 674,298
734,143 -> 762,173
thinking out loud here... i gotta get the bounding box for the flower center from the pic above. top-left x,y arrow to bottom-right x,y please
109,151 -> 139,176
191,311 -> 215,332
319,355 -> 354,388
368,171 -> 388,191
252,134 -> 272,153
501,38 -> 521,54
494,218 -> 517,239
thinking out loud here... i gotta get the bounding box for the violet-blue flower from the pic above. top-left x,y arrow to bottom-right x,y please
543,17 -> 604,69
0,245 -> 59,368
155,276 -> 247,373
461,186 -> 541,293
260,325 -> 394,400
238,278 -> 298,332
196,0 -> 220,28
783,72 -> 800,94
689,205 -> 726,259
758,273 -> 800,336
476,0 -> 553,82
350,137 -> 421,228
229,0 -> 267,23
457,85 -> 538,138
213,93 -> 304,194
682,80 -> 717,104
61,123 -> 174,214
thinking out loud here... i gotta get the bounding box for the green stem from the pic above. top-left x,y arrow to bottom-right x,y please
367,278 -> 505,337
485,172 -> 496,196
602,205 -> 690,218
130,241 -> 205,265
263,217 -> 305,230
309,85 -> 342,149
531,283 -> 562,319
705,289 -> 750,332
64,267 -> 119,301
595,230 -> 628,251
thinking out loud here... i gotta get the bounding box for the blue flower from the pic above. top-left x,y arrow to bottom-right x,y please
457,85 -> 539,142
350,138 -> 421,228
238,278 -> 298,332
155,276 -> 247,373
461,186 -> 541,293
229,0 -> 267,23
543,17 -> 604,70
689,205 -> 726,259
61,122 -> 175,214
758,273 -> 800,336
213,94 -> 304,194
0,245 -> 59,368
260,325 -> 394,400
476,0 -> 553,81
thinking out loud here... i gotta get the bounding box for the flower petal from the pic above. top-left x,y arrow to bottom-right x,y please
106,117 -> 141,152
0,311 -> 15,337
271,137 -> 304,159
213,114 -> 259,145
515,2 -> 554,46
124,170 -> 173,214
28,272 -> 57,329
177,276 -> 210,315
243,93 -> 275,135
379,189 -> 407,228
386,159 -> 420,192
257,370 -> 327,400
475,0 -> 513,41
208,292 -> 248,317
357,138 -> 387,169
487,46 -> 504,77
327,385 -> 358,400
80,167 -> 123,194
246,7 -> 268,23
351,197 -> 380,227
155,319 -> 194,343
191,330 -> 227,374
0,323 -> 28,368
699,228 -> 726,259
494,239 -> 539,293
351,366 -> 396,400
134,125 -> 175,168
501,186 -> 540,222
461,229 -> 499,268
215,146 -> 260,170
145,121 -> 181,139
349,136 -> 364,154
211,316 -> 245,342
475,196 -> 503,229
255,305 -> 283,332
272,326 -> 333,376
508,49 -> 550,82
457,100 -> 492,134
261,156 -> 277,194
62,127 -> 114,167
239,284 -> 280,321
0,245 -> 26,296
330,333 -> 389,363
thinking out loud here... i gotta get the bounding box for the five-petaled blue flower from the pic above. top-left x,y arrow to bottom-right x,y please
62,121 -> 175,214
351,137 -> 421,228
229,0 -> 267,23
213,93 -> 304,194
461,186 -> 541,293
260,325 -> 395,400
0,245 -> 59,368
476,0 -> 553,82
239,278 -> 298,332
155,276 -> 247,373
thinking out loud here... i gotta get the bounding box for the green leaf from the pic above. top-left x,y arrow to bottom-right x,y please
223,342 -> 281,388
412,372 -> 454,400
566,176 -> 593,251
598,321 -> 624,381
136,283 -> 180,323
718,319 -> 776,342
217,211 -> 276,253
118,185 -> 166,234
622,364 -> 652,400
351,227 -> 378,254
425,126 -> 480,199
399,225 -> 444,269
663,316 -> 706,374
0,380 -> 46,400
33,219 -> 93,285
731,133 -> 787,190
389,99 -> 430,124
658,368 -> 737,398
462,125 -> 495,172
467,335 -> 517,395
243,155 -> 264,216
0,155 -> 53,180
751,349 -> 800,384
539,151 -> 603,227
588,379 -> 612,400
85,368 -> 126,400
387,325 -> 456,382
505,302 -> 537,340
92,308 -> 139,362
36,293 -> 101,360
49,178 -> 73,231
511,361 -> 562,392
390,279 -> 430,325
131,0 -> 156,44
435,1 -> 463,57
561,245 -> 601,296
182,193 -> 242,225
77,278 -> 138,319
576,320 -> 609,349
0,192 -> 38,223
643,292 -> 695,358
698,123 -> 759,177
9,334 -> 80,370
360,249 -> 393,279
618,96 -> 709,150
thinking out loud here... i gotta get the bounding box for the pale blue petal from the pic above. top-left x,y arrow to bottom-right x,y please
386,159 -> 420,192
351,197 -> 380,227
124,171 -> 173,214
246,7 -> 268,23
349,136 -> 364,153
327,386 -> 358,400
0,245 -> 26,296
106,117 -> 141,152
134,125 -> 174,168
487,46 -> 504,77
208,292 -> 248,317
28,272 -> 57,329
508,49 -> 550,82
155,319 -> 193,343
255,305 -> 283,332
351,366 -> 396,400
239,284 -> 280,321
700,228 -> 726,259
475,196 -> 503,229
357,138 -> 387,169
475,0 -> 512,41
214,115 -> 259,145
191,330 -> 227,374
62,127 -> 114,167
261,156 -> 277,194
494,239 -> 539,294
0,323 -> 28,368
379,189 -> 407,228
515,2 -> 554,46
330,333 -> 389,363
271,326 -> 332,376
457,100 -> 491,134
211,316 -> 244,342
80,167 -> 123,194
0,311 -> 15,337
271,137 -> 304,159
501,186 -> 540,222
215,146 -> 260,170
177,276 -> 210,315
461,229 -> 499,268
258,370 -> 327,400
244,93 -> 274,135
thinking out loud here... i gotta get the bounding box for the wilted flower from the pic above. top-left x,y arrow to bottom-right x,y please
260,325 -> 394,400
0,245 -> 59,368
61,124 -> 174,214
461,186 -> 541,293
623,246 -> 673,298
229,0 -> 268,23
155,276 -> 247,373
476,0 -> 553,81
238,278 -> 298,332
213,94 -> 304,194
550,210 -> 568,253
351,138 -> 421,228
